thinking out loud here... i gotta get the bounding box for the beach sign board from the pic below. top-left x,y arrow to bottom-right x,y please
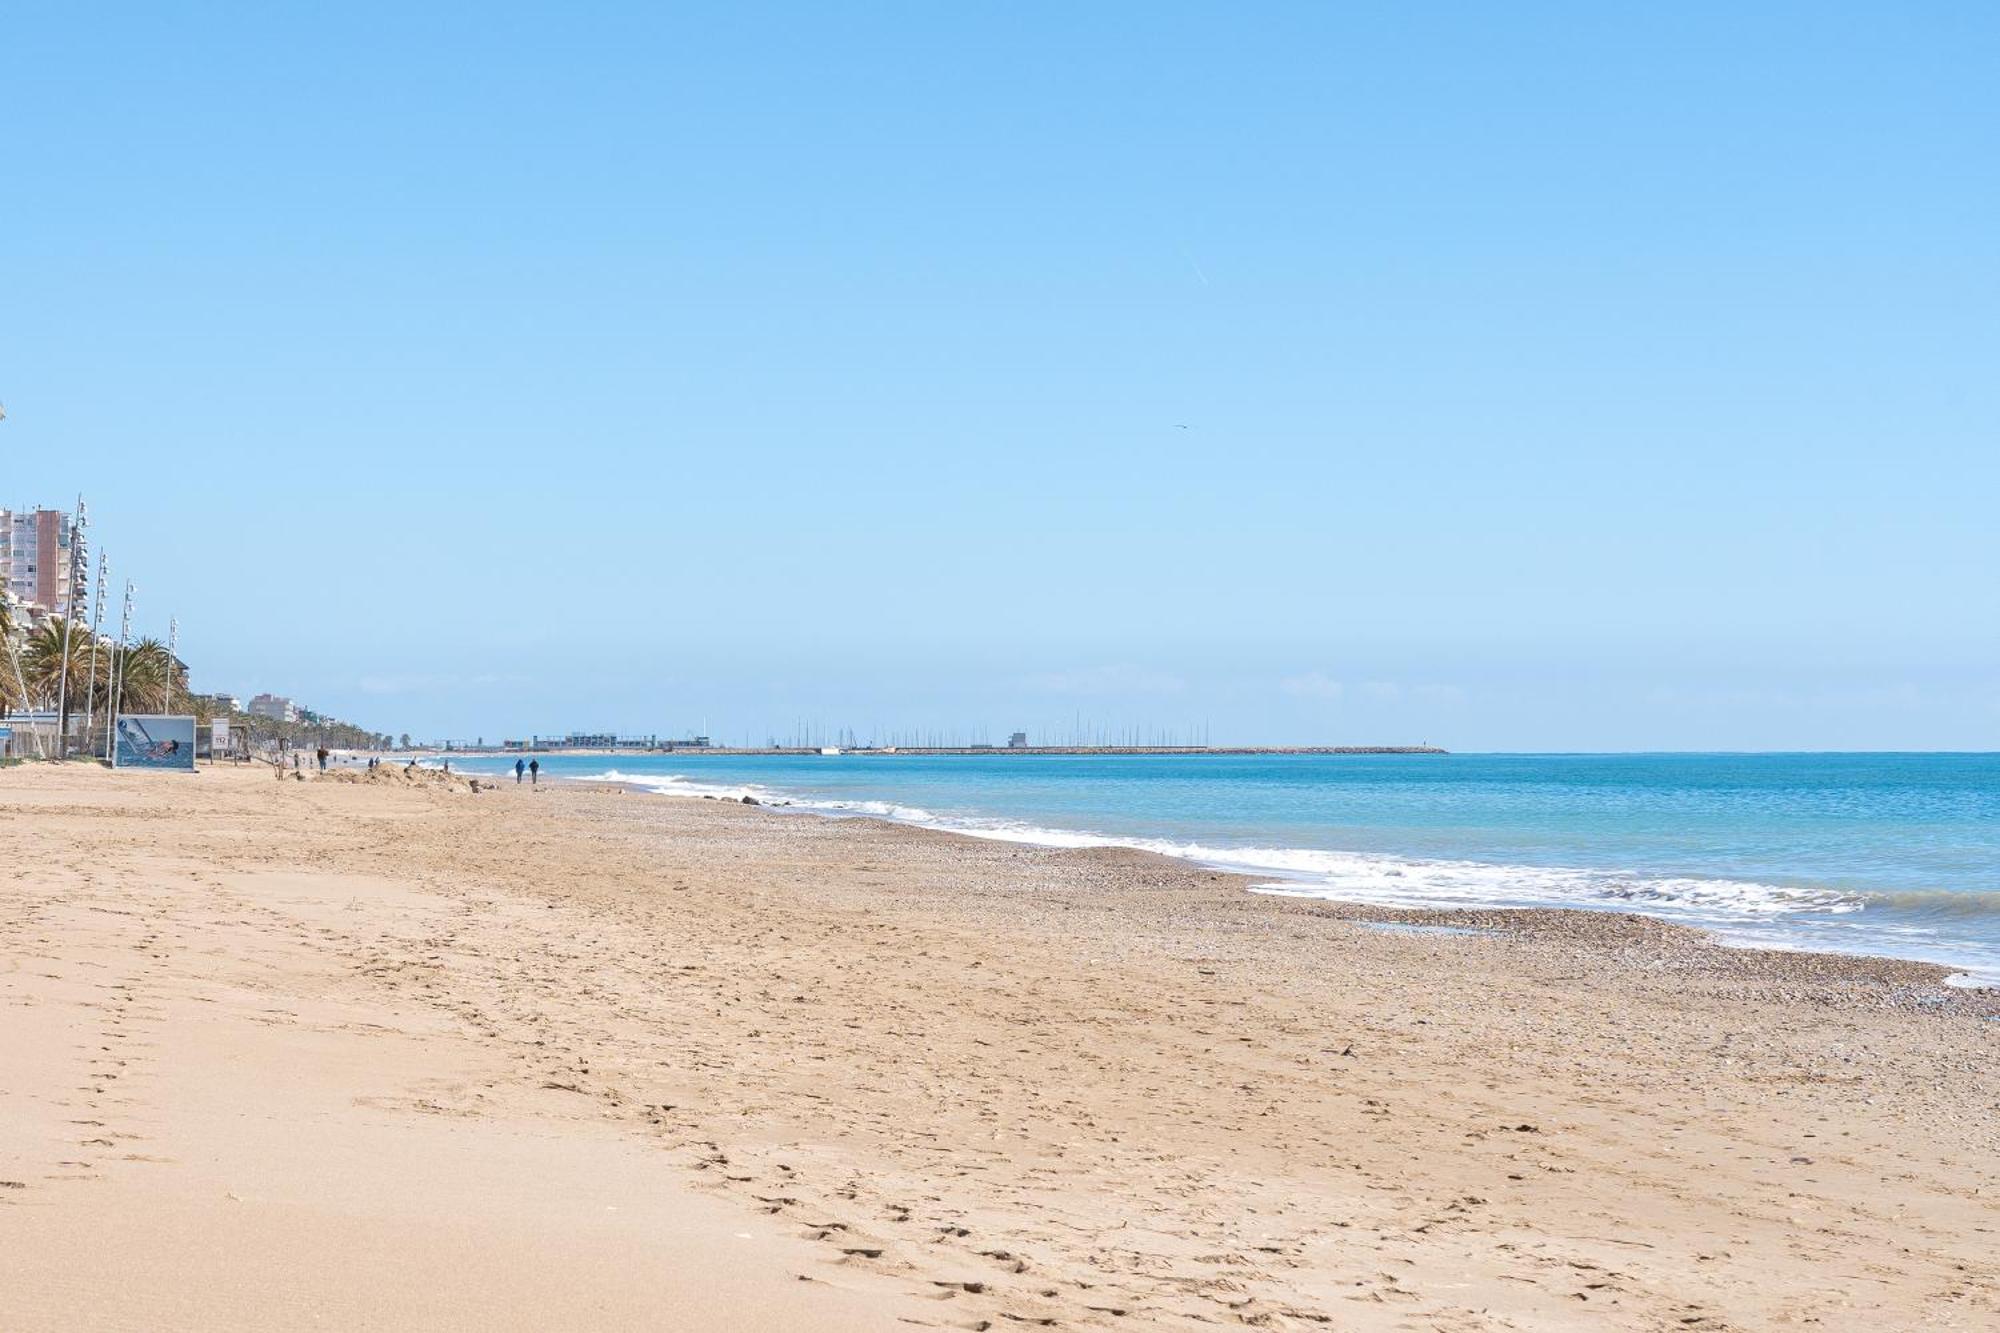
113,714 -> 197,770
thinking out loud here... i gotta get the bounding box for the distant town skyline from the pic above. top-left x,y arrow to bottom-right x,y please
4,3 -> 1995,750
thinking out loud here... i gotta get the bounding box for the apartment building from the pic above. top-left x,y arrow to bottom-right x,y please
0,507 -> 87,617
248,693 -> 300,723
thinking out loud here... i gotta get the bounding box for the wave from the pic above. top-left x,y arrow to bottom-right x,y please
563,764 -> 2000,982
577,767 -> 1999,923
1843,887 -> 2000,921
783,795 -> 951,822
573,772 -> 958,824
577,770 -> 789,805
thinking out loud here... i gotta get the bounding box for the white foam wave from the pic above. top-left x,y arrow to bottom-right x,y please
790,796 -> 956,823
559,764 -> 1998,985
897,816 -> 1998,983
576,770 -> 789,804
761,800 -> 1857,922
607,773 -> 1868,922
1236,852 -> 1862,922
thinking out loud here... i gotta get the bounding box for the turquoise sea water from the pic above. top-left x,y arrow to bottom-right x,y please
447,752 -> 2000,985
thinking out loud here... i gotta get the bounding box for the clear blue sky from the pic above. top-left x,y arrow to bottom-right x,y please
4,2 -> 1995,749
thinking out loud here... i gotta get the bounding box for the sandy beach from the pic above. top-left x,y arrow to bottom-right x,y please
3,762 -> 1994,1330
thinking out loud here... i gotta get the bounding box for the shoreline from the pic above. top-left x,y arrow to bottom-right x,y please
463,759 -> 2000,992
681,780 -> 2000,994
413,744 -> 1452,757
5,763 -> 1996,1328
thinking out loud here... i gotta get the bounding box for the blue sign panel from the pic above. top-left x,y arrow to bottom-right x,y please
114,715 -> 197,770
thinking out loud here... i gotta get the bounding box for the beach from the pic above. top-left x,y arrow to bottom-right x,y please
3,763 -> 1995,1330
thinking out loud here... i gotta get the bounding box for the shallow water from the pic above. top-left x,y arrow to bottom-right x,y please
453,752 -> 2000,984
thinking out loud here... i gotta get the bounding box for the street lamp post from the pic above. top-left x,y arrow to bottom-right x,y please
54,495 -> 85,757
105,581 -> 133,765
82,554 -> 108,755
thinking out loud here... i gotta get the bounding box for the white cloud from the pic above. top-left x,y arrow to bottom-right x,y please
1351,681 -> 1466,706
358,671 -> 528,696
1019,665 -> 1187,697
1279,672 -> 1344,699
357,673 -> 443,696
1645,683 -> 1925,712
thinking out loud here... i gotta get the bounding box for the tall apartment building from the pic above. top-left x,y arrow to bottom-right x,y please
0,507 -> 87,617
248,693 -> 300,723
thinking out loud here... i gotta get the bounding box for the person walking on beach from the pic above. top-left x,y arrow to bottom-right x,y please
316,746 -> 329,772
515,758 -> 525,784
529,758 -> 540,787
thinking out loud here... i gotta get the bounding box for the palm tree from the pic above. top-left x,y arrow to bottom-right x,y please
0,599 -> 17,712
113,638 -> 173,713
70,636 -> 116,720
21,617 -> 94,713
0,636 -> 20,716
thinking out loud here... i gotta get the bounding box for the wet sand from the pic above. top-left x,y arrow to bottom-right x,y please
3,762 -> 1995,1330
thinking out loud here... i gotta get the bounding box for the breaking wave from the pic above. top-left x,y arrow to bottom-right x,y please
570,766 -> 2000,984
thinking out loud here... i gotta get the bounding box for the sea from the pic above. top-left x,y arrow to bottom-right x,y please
444,751 -> 2000,986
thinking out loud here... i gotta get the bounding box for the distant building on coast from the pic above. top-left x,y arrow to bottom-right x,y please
1008,731 -> 1030,748
247,693 -> 300,723
205,693 -> 244,714
0,507 -> 88,618
500,733 -> 709,751
507,733 -> 621,750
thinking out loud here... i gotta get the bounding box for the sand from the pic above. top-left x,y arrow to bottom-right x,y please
3,762 -> 1995,1330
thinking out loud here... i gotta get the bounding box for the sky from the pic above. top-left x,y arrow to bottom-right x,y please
3,2 -> 1996,750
